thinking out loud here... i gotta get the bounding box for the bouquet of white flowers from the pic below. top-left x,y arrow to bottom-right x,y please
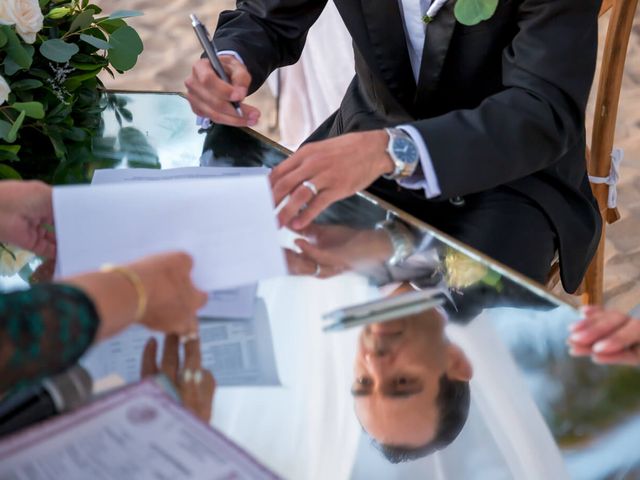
0,0 -> 143,183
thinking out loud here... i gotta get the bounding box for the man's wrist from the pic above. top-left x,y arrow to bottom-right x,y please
373,130 -> 395,176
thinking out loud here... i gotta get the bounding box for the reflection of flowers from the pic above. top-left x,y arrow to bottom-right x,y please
0,243 -> 35,276
444,248 -> 502,291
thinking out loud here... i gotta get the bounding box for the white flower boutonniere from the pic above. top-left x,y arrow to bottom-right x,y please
423,0 -> 499,26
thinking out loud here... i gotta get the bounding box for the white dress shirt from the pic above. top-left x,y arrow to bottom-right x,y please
215,0 -> 443,198
395,0 -> 442,198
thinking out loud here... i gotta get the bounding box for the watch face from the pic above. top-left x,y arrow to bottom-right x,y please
392,137 -> 418,164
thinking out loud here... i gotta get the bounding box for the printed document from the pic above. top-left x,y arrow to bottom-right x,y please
0,380 -> 281,480
81,298 -> 281,387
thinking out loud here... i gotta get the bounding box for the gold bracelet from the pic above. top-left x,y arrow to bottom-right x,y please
100,263 -> 148,323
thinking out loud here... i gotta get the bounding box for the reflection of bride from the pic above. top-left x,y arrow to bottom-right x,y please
268,2 -> 354,150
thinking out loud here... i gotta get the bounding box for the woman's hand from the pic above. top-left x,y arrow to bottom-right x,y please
67,252 -> 208,341
141,335 -> 216,422
126,252 -> 208,335
568,305 -> 640,366
0,180 -> 55,258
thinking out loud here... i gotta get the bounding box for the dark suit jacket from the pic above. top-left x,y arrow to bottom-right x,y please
213,0 -> 602,293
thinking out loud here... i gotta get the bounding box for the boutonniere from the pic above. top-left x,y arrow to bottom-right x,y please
423,0 -> 499,26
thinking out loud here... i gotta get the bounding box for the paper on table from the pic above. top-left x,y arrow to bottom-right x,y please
91,168 -> 267,319
92,166 -> 269,184
53,176 -> 286,291
81,298 -> 281,387
0,379 -> 281,480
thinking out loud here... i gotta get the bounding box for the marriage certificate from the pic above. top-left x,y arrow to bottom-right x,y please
0,380 -> 280,480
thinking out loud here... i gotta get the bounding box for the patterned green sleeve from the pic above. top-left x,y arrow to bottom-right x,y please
0,284 -> 100,393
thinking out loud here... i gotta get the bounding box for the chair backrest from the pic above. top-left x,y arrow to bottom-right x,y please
589,0 -> 638,224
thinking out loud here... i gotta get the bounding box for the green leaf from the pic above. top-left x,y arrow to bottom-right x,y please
10,102 -> 45,119
0,29 -> 7,49
40,39 -> 80,63
0,164 -> 21,180
47,7 -> 72,19
69,10 -> 95,32
106,10 -> 143,20
454,0 -> 499,26
107,26 -> 143,71
96,18 -> 126,34
2,26 -> 33,70
0,145 -> 21,162
70,61 -> 105,71
6,110 -> 26,143
0,120 -> 12,141
10,79 -> 43,91
79,34 -> 111,50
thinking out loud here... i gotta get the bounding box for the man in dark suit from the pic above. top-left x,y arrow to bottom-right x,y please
185,0 -> 602,293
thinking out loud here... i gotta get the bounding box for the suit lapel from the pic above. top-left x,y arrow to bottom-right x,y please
360,0 -> 416,106
415,0 -> 457,107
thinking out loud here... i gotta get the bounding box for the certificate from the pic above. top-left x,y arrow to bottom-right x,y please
0,379 -> 281,480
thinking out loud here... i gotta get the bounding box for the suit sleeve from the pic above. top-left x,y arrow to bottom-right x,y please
213,0 -> 328,93
409,0 -> 601,199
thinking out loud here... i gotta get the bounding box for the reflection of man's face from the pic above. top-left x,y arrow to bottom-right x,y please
353,306 -> 472,448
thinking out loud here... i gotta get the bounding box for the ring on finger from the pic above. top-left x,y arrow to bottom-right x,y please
181,368 -> 203,384
302,180 -> 319,196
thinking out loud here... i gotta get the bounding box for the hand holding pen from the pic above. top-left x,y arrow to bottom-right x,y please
185,14 -> 261,127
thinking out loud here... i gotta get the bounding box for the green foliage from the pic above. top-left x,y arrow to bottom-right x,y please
0,0 -> 144,183
454,0 -> 499,26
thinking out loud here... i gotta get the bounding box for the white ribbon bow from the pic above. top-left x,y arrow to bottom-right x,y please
589,148 -> 623,209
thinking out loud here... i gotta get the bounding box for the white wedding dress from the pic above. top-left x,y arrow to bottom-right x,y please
267,2 -> 355,150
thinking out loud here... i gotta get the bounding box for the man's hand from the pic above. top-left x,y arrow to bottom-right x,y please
568,305 -> 640,366
270,130 -> 394,230
185,56 -> 261,127
0,180 -> 55,258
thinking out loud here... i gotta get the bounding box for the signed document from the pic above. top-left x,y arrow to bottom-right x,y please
0,380 -> 280,480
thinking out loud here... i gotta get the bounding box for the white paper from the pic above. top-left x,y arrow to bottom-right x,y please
53,176 -> 286,291
0,380 -> 281,480
201,284 -> 258,319
90,168 -> 266,318
81,298 -> 281,387
92,166 -> 269,184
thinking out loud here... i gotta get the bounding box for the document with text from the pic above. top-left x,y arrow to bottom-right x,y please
81,298 -> 281,387
0,380 -> 281,480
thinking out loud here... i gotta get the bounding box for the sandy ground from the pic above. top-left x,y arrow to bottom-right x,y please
98,1 -> 640,311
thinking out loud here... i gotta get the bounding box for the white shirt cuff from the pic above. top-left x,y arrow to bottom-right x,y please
196,51 -> 245,128
216,50 -> 245,65
396,125 -> 442,199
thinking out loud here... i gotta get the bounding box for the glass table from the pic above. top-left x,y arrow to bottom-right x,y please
3,92 -> 640,479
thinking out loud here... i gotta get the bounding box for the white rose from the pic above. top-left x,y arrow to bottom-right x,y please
0,244 -> 35,277
0,75 -> 10,106
1,0 -> 43,44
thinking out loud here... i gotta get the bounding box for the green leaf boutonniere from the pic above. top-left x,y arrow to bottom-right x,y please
422,0 -> 499,26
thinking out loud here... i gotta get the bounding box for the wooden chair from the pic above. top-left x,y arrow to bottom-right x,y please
548,0 -> 638,303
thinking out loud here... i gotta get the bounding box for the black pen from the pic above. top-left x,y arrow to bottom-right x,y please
190,14 -> 243,117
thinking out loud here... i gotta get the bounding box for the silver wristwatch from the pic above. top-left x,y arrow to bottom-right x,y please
383,128 -> 420,180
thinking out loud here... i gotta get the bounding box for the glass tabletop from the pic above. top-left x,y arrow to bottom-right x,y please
5,92 -> 640,479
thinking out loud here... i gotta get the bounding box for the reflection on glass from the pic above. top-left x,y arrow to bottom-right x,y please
353,285 -> 472,464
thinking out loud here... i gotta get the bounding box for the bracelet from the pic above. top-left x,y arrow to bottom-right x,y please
100,263 -> 148,323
